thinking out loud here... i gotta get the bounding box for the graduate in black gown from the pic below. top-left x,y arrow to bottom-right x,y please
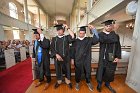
50,24 -> 75,89
32,28 -> 51,90
73,25 -> 99,91
96,20 -> 121,93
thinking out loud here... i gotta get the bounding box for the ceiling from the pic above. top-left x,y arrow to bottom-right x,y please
92,0 -> 134,27
16,0 -> 88,16
37,0 -> 74,17
15,0 -> 135,29
16,0 -> 88,23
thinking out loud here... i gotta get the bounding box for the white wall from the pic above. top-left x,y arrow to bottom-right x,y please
4,30 -> 25,40
116,24 -> 133,46
0,25 -> 5,40
78,0 -> 124,27
126,0 -> 140,92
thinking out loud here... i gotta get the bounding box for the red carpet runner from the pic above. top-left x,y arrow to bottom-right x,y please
0,58 -> 33,93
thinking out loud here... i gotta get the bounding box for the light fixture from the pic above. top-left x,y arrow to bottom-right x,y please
126,23 -> 134,29
126,16 -> 135,29
125,1 -> 137,30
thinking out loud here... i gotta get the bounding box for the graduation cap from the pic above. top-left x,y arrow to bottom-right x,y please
32,29 -> 43,34
54,24 -> 65,31
101,20 -> 116,26
78,26 -> 88,32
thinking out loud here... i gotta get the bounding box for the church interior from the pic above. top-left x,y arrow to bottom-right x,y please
0,0 -> 140,93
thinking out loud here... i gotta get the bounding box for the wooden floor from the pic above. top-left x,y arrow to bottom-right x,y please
26,75 -> 136,93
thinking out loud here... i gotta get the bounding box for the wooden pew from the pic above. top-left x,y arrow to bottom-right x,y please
49,62 -> 128,75
48,46 -> 130,76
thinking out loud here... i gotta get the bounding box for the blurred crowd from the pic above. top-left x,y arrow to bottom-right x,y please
0,40 -> 33,50
0,40 -> 34,66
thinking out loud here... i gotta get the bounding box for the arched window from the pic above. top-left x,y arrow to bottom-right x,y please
9,2 -> 18,19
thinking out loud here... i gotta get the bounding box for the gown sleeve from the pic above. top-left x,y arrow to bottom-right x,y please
90,34 -> 99,45
39,37 -> 50,49
90,29 -> 99,45
67,34 -> 76,43
115,35 -> 121,59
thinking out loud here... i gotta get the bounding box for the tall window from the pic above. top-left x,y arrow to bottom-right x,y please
13,30 -> 20,39
28,14 -> 32,24
9,2 -> 18,19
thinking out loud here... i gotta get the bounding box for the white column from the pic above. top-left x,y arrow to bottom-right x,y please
38,7 -> 41,26
23,0 -> 32,41
0,25 -> 5,40
87,0 -> 92,11
46,14 -> 49,29
86,0 -> 92,37
70,14 -> 72,29
126,0 -> 140,93
23,0 -> 29,23
77,0 -> 81,24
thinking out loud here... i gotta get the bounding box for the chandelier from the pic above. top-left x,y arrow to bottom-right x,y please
126,16 -> 135,29
126,22 -> 134,29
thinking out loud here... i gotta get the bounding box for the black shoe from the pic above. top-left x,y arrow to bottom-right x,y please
68,83 -> 72,89
105,85 -> 116,93
54,82 -> 60,89
97,84 -> 101,92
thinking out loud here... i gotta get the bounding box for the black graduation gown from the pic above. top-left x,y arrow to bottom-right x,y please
70,34 -> 76,60
69,43 -> 75,60
33,37 -> 51,83
73,35 -> 98,83
96,31 -> 121,83
50,35 -> 75,80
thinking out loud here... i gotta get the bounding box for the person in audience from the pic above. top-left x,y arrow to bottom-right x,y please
32,28 -> 51,90
21,40 -> 26,47
0,41 -> 4,58
73,25 -> 99,91
1,41 -> 8,50
50,24 -> 75,89
25,40 -> 30,46
31,40 -> 35,46
0,41 -> 5,66
0,41 -> 2,48
25,40 -> 30,57
5,41 -> 9,50
96,20 -> 121,93
7,40 -> 11,45
13,40 -> 22,62
15,40 -> 22,52
1,41 -> 5,49
8,40 -> 16,49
